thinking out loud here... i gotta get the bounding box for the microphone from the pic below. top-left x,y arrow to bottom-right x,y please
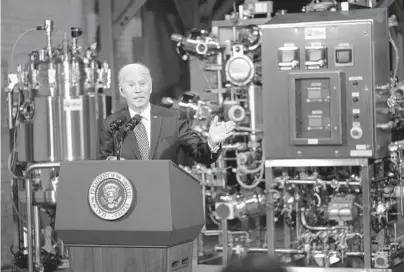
108,118 -> 125,135
116,115 -> 142,160
123,115 -> 142,132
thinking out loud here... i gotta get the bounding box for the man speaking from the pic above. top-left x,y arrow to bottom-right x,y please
99,63 -> 236,165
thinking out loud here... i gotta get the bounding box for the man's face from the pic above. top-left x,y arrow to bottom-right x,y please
119,69 -> 152,110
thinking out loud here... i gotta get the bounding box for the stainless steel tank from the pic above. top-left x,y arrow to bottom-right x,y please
9,19 -> 112,272
16,21 -> 111,163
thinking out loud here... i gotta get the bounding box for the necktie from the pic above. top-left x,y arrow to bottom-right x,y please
133,114 -> 150,160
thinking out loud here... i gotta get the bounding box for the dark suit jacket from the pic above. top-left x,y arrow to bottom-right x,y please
98,104 -> 221,165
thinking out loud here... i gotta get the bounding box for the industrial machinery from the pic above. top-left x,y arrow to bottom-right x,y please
168,0 -> 272,266
261,7 -> 404,272
5,3 -> 404,272
170,3 -> 404,272
5,20 -> 111,272
263,9 -> 391,159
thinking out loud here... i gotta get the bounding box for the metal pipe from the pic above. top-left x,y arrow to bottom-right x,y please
33,206 -> 41,267
310,250 -> 368,257
215,246 -> 368,257
216,53 -> 224,107
360,163 -> 372,270
25,162 -> 61,176
400,181 -> 404,217
7,91 -> 14,130
25,177 -> 34,272
395,153 -> 404,217
24,162 -> 60,272
214,246 -> 304,254
275,178 -> 361,187
203,229 -> 222,236
221,219 -> 229,265
296,203 -> 300,241
247,85 -> 258,144
216,154 -> 226,187
198,175 -> 207,256
44,20 -> 53,59
399,167 -> 404,217
300,209 -> 348,231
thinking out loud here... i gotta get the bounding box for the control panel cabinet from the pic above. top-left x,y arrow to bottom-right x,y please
261,8 -> 391,159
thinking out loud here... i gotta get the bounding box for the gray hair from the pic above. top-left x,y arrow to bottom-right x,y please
118,63 -> 151,84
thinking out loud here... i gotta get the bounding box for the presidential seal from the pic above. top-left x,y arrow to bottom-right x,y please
88,172 -> 135,221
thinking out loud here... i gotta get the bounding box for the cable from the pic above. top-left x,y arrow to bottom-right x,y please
10,28 -> 37,71
10,27 -> 65,70
8,27 -> 36,180
8,92 -> 22,179
389,30 -> 400,83
7,25 -> 66,186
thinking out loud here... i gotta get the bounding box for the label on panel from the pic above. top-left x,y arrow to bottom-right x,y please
64,98 -> 83,111
304,27 -> 326,40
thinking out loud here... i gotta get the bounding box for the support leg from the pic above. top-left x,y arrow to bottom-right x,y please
266,167 -> 276,255
361,161 -> 373,270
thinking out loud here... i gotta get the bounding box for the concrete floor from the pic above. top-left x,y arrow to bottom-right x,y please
193,262 -> 222,272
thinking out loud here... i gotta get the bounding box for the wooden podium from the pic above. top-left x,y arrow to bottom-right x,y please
55,160 -> 204,272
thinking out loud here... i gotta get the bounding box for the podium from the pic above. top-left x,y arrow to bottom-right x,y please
55,160 -> 204,272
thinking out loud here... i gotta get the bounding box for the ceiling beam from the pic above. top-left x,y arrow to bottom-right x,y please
112,0 -> 148,39
376,0 -> 396,8
172,0 -> 201,31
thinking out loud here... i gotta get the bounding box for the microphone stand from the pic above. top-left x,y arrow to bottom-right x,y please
108,118 -> 125,160
116,143 -> 122,160
116,131 -> 125,160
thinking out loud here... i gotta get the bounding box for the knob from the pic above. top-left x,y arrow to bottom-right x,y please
353,97 -> 359,103
71,27 -> 82,38
350,127 -> 363,139
353,114 -> 359,119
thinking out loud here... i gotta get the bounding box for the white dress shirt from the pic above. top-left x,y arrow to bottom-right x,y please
129,103 -> 151,146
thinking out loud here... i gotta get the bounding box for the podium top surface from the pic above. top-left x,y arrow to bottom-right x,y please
55,160 -> 205,247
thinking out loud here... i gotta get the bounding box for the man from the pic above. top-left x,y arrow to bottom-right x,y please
99,63 -> 236,165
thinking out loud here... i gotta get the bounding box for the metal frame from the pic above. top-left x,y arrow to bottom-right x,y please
264,159 -> 377,272
112,0 -> 147,36
25,162 -> 61,272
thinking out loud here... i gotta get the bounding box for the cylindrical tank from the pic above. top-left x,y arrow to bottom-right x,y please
57,28 -> 90,161
9,20 -> 113,269
84,43 -> 111,158
16,25 -> 111,163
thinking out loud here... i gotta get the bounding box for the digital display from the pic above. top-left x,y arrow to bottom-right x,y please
291,75 -> 339,146
307,49 -> 322,61
336,49 -> 352,64
282,50 -> 295,62
308,89 -> 321,99
308,117 -> 322,127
